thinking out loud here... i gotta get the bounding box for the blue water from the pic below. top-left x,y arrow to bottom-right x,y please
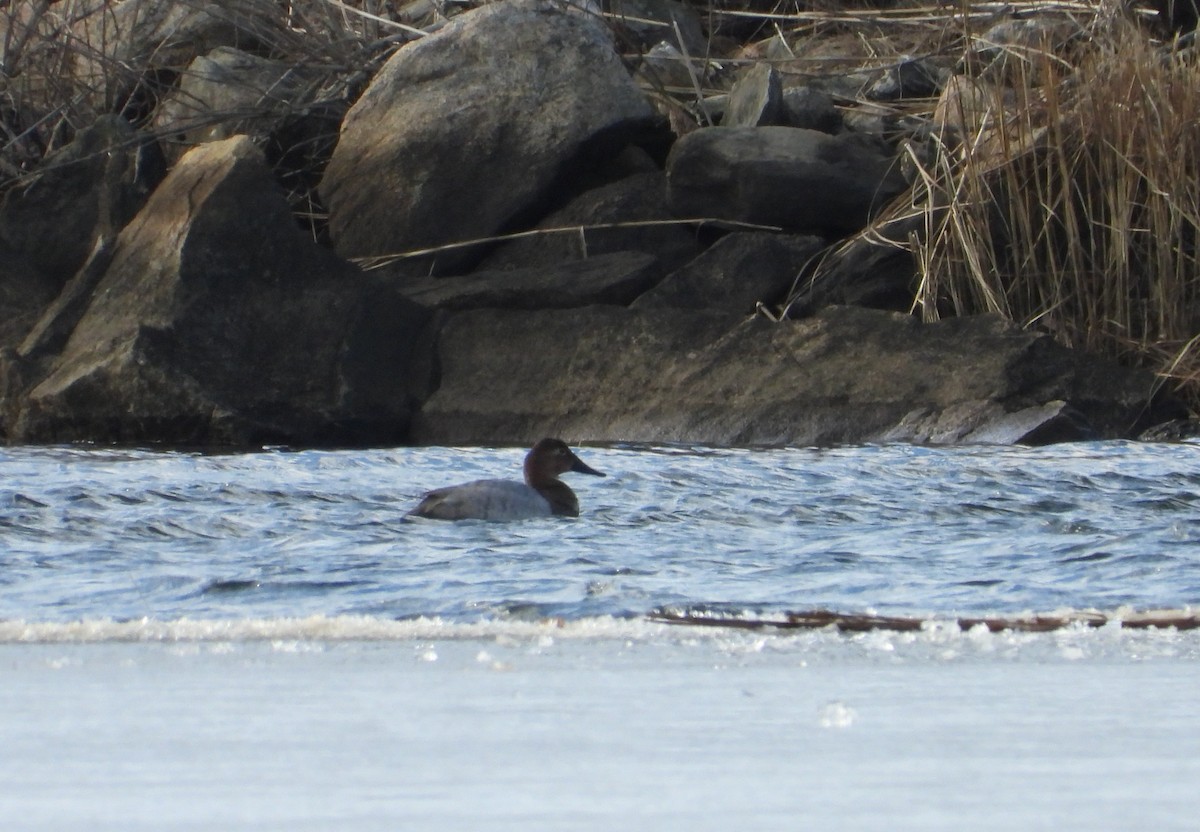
2,440 -> 1198,627
4,441 -> 1200,831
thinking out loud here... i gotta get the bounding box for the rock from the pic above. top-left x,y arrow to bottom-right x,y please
4,135 -> 430,446
0,242 -> 55,353
878,400 -> 1095,444
608,0 -> 707,54
639,41 -> 703,90
633,232 -> 824,315
968,18 -> 1085,84
155,46 -> 340,156
320,0 -> 655,275
666,126 -> 908,236
478,166 -> 702,274
1139,418 -> 1200,441
0,115 -> 165,291
392,251 -> 662,310
781,86 -> 842,134
866,57 -> 947,101
786,214 -> 922,314
932,75 -> 1011,144
724,63 -> 783,127
71,0 -> 284,116
412,305 -> 1162,446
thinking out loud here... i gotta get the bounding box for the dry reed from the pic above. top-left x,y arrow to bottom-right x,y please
910,17 -> 1200,409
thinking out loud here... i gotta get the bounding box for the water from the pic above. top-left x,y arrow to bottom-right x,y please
2,441 -> 1199,830
3,441 -> 1200,623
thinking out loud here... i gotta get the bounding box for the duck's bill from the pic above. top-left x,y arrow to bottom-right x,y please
570,456 -> 606,477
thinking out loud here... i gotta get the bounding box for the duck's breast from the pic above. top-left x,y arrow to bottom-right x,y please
409,479 -> 553,521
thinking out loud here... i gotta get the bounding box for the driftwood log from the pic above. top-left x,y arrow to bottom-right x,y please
648,607 -> 1200,633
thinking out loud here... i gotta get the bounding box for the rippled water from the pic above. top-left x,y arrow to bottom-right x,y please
1,440 -> 1198,626
4,441 -> 1200,831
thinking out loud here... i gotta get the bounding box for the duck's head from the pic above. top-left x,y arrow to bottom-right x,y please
524,438 -> 605,485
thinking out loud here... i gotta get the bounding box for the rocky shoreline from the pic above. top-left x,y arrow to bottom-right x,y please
0,0 -> 1186,448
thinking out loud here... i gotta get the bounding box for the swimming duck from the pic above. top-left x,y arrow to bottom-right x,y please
408,438 -> 605,521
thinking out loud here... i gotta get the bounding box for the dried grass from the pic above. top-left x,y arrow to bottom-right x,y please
909,17 -> 1200,409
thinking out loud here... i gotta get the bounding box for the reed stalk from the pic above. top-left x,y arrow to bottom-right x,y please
912,18 -> 1200,408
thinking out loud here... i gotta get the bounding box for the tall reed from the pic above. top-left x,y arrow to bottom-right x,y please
913,20 -> 1200,408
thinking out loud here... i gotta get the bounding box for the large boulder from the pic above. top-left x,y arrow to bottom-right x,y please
412,305 -> 1163,446
320,0 -> 655,275
3,135 -> 430,446
666,126 -> 908,236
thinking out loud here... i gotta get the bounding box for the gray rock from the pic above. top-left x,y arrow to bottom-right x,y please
320,0 -> 655,275
0,115 -> 164,291
866,57 -> 947,101
478,168 -> 702,274
71,0 -> 284,115
780,86 -> 842,134
639,41 -> 702,90
633,232 -> 824,315
412,305 -> 1161,446
393,251 -> 662,310
724,63 -> 783,127
666,126 -> 907,236
968,18 -> 1085,83
0,242 -> 55,353
608,0 -> 707,54
785,213 -> 922,314
155,46 -> 339,155
5,136 -> 430,446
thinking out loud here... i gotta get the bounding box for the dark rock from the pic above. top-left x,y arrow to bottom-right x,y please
412,305 -> 1161,446
780,87 -> 842,134
393,251 -> 662,311
5,135 -> 430,447
866,57 -> 947,101
0,115 -> 165,291
724,63 -> 783,127
608,0 -> 707,54
1139,417 -> 1200,441
666,126 -> 907,236
0,241 -> 56,352
633,232 -> 824,315
320,0 -> 655,275
477,168 -> 702,275
785,214 -> 922,314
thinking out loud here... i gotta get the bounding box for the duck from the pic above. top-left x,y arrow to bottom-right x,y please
408,438 -> 605,521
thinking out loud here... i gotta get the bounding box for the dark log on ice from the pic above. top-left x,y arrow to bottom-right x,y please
647,608 -> 1200,633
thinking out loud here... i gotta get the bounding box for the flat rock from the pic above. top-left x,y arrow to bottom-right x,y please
412,305 -> 1162,446
393,251 -> 662,310
320,0 -> 655,275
